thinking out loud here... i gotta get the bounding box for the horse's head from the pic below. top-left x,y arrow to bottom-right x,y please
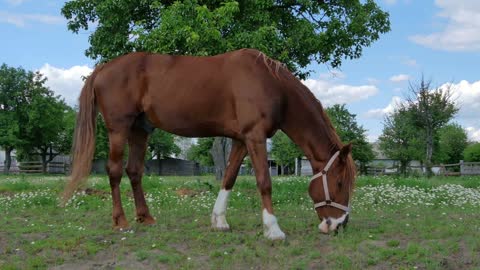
308,143 -> 356,234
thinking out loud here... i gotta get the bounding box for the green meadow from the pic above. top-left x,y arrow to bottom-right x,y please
0,174 -> 479,269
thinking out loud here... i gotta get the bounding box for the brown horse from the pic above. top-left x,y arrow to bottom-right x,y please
63,48 -> 356,239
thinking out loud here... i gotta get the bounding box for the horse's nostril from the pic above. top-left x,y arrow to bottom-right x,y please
326,218 -> 332,226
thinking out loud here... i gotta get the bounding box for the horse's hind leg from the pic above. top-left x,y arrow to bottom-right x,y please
211,139 -> 247,230
126,127 -> 155,225
107,130 -> 130,230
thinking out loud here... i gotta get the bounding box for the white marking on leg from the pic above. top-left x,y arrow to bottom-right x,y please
262,209 -> 286,240
211,189 -> 231,230
318,213 -> 348,234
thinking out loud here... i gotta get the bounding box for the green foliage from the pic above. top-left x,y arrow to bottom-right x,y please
271,131 -> 302,172
435,123 -> 468,164
187,138 -> 214,166
405,78 -> 459,175
62,0 -> 390,77
0,64 -> 73,172
0,64 -> 27,153
464,143 -> 480,162
94,115 -> 109,159
148,129 -> 181,159
379,107 -> 424,174
325,104 -> 374,165
15,72 -> 72,167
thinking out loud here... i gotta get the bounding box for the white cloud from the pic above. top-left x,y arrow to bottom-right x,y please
410,0 -> 480,51
439,80 -> 480,119
466,127 -> 480,142
384,0 -> 397,4
389,74 -> 410,83
302,77 -> 378,107
0,11 -> 64,27
39,64 -> 93,106
365,96 -> 403,119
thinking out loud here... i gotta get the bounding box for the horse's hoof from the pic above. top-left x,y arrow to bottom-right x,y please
264,229 -> 286,241
113,224 -> 131,231
136,215 -> 156,225
211,214 -> 230,231
112,216 -> 130,230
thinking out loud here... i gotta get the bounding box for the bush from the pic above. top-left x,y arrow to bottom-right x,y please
464,143 -> 480,162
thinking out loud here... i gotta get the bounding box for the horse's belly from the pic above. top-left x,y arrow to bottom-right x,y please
145,108 -> 238,138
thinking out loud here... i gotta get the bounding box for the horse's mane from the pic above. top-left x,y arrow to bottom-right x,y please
257,51 -> 356,191
257,52 -> 342,150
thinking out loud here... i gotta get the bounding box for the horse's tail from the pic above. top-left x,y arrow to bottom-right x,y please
61,67 -> 100,206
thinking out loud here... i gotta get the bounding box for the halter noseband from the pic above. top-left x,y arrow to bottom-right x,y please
310,151 -> 350,213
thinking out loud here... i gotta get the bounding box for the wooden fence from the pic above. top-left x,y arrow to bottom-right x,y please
365,161 -> 480,176
0,161 -> 70,174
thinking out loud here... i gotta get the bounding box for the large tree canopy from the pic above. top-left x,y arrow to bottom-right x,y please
62,0 -> 390,78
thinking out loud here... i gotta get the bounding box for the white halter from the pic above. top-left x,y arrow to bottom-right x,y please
310,151 -> 350,212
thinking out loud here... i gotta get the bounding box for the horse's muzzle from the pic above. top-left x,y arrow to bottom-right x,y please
318,213 -> 349,234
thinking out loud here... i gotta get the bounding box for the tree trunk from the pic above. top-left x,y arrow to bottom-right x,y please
210,137 -> 232,181
4,147 -> 13,173
425,129 -> 433,177
400,160 -> 407,176
41,149 -> 48,173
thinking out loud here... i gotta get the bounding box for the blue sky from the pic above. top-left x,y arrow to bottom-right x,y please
1,0 -> 479,142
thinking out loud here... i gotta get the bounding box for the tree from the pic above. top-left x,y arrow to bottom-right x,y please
271,131 -> 302,174
405,78 -> 459,176
15,72 -> 73,173
379,107 -> 424,175
325,104 -> 374,173
0,64 -> 29,173
210,137 -> 232,180
464,143 -> 480,162
435,123 -> 468,164
187,138 -> 215,166
62,0 -> 390,177
148,129 -> 181,159
62,0 -> 390,77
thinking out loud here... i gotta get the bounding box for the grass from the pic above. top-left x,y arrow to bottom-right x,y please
0,174 -> 479,269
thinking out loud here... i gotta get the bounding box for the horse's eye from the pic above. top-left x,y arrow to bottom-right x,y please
337,181 -> 343,188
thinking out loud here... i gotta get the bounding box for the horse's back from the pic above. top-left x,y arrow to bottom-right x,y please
93,50 -> 287,138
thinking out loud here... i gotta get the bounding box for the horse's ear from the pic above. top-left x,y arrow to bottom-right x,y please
339,143 -> 352,162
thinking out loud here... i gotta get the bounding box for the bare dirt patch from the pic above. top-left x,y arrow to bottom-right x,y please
50,248 -> 168,270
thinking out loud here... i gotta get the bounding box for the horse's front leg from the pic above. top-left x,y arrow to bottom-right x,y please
211,139 -> 247,230
245,139 -> 286,240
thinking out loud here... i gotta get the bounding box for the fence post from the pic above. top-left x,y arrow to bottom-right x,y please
460,160 -> 464,176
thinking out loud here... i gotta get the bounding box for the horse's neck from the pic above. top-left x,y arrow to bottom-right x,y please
281,85 -> 340,173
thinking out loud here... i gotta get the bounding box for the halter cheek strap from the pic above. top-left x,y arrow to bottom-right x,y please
310,151 -> 350,213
